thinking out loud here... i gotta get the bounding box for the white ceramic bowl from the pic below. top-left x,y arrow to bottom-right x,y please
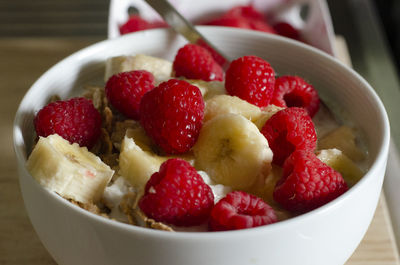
14,27 -> 390,265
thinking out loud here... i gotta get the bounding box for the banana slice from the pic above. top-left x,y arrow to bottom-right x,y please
119,128 -> 196,189
203,81 -> 226,100
127,127 -> 197,161
204,95 -> 261,122
317,148 -> 364,187
26,134 -> 114,203
125,126 -> 156,153
183,79 -> 210,97
119,135 -> 168,190
193,113 -> 273,190
105,54 -> 172,84
184,79 -> 226,99
253,104 -> 285,130
250,164 -> 282,204
318,126 -> 365,162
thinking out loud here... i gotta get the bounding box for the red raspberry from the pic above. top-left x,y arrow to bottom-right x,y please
196,39 -> 229,67
119,15 -> 152,35
34,97 -> 101,148
224,5 -> 275,33
225,55 -> 275,107
271,76 -> 320,117
248,19 -> 276,33
261,107 -> 317,166
273,22 -> 301,41
203,16 -> 250,29
274,150 -> 348,213
173,44 -> 224,81
209,191 -> 277,231
203,5 -> 276,34
149,20 -> 168,29
225,5 -> 265,21
139,158 -> 214,226
139,79 -> 205,154
119,15 -> 168,35
105,70 -> 155,120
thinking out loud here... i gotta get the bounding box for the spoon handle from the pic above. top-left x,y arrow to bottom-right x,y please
144,0 -> 230,69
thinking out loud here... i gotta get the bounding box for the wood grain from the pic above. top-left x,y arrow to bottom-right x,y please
347,196 -> 400,264
1,38 -> 398,265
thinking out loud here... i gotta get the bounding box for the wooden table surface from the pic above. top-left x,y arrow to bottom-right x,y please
1,37 -> 399,265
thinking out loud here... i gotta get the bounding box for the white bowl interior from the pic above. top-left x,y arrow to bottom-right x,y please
13,27 -> 390,265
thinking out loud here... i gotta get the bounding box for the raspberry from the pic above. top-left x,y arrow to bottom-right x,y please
105,70 -> 155,120
149,20 -> 168,29
203,5 -> 276,34
273,150 -> 348,213
34,97 -> 101,148
225,55 -> 275,107
224,5 -> 275,33
204,16 -> 249,28
139,158 -> 214,226
225,5 -> 265,21
196,39 -> 228,67
173,44 -> 224,81
248,19 -> 276,33
261,107 -> 317,166
119,16 -> 167,35
119,15 -> 152,35
139,79 -> 205,154
271,76 -> 320,117
273,22 -> 301,41
209,191 -> 277,231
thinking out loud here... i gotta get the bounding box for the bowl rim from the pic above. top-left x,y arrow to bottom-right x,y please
13,26 -> 391,239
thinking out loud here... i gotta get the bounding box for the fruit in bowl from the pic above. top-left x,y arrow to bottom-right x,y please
27,43 -> 354,230
13,27 -> 389,265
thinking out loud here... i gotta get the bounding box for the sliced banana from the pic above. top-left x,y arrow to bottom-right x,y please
184,79 -> 226,99
105,54 -> 172,84
183,79 -> 209,97
119,135 -> 168,190
203,81 -> 226,100
250,164 -> 282,205
119,128 -> 196,190
248,164 -> 292,222
204,95 -> 261,122
318,126 -> 365,162
193,113 -> 273,190
317,148 -> 364,187
125,126 -> 155,153
26,134 -> 114,203
253,104 -> 285,130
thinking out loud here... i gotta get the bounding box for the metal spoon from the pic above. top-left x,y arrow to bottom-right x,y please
143,0 -> 231,70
